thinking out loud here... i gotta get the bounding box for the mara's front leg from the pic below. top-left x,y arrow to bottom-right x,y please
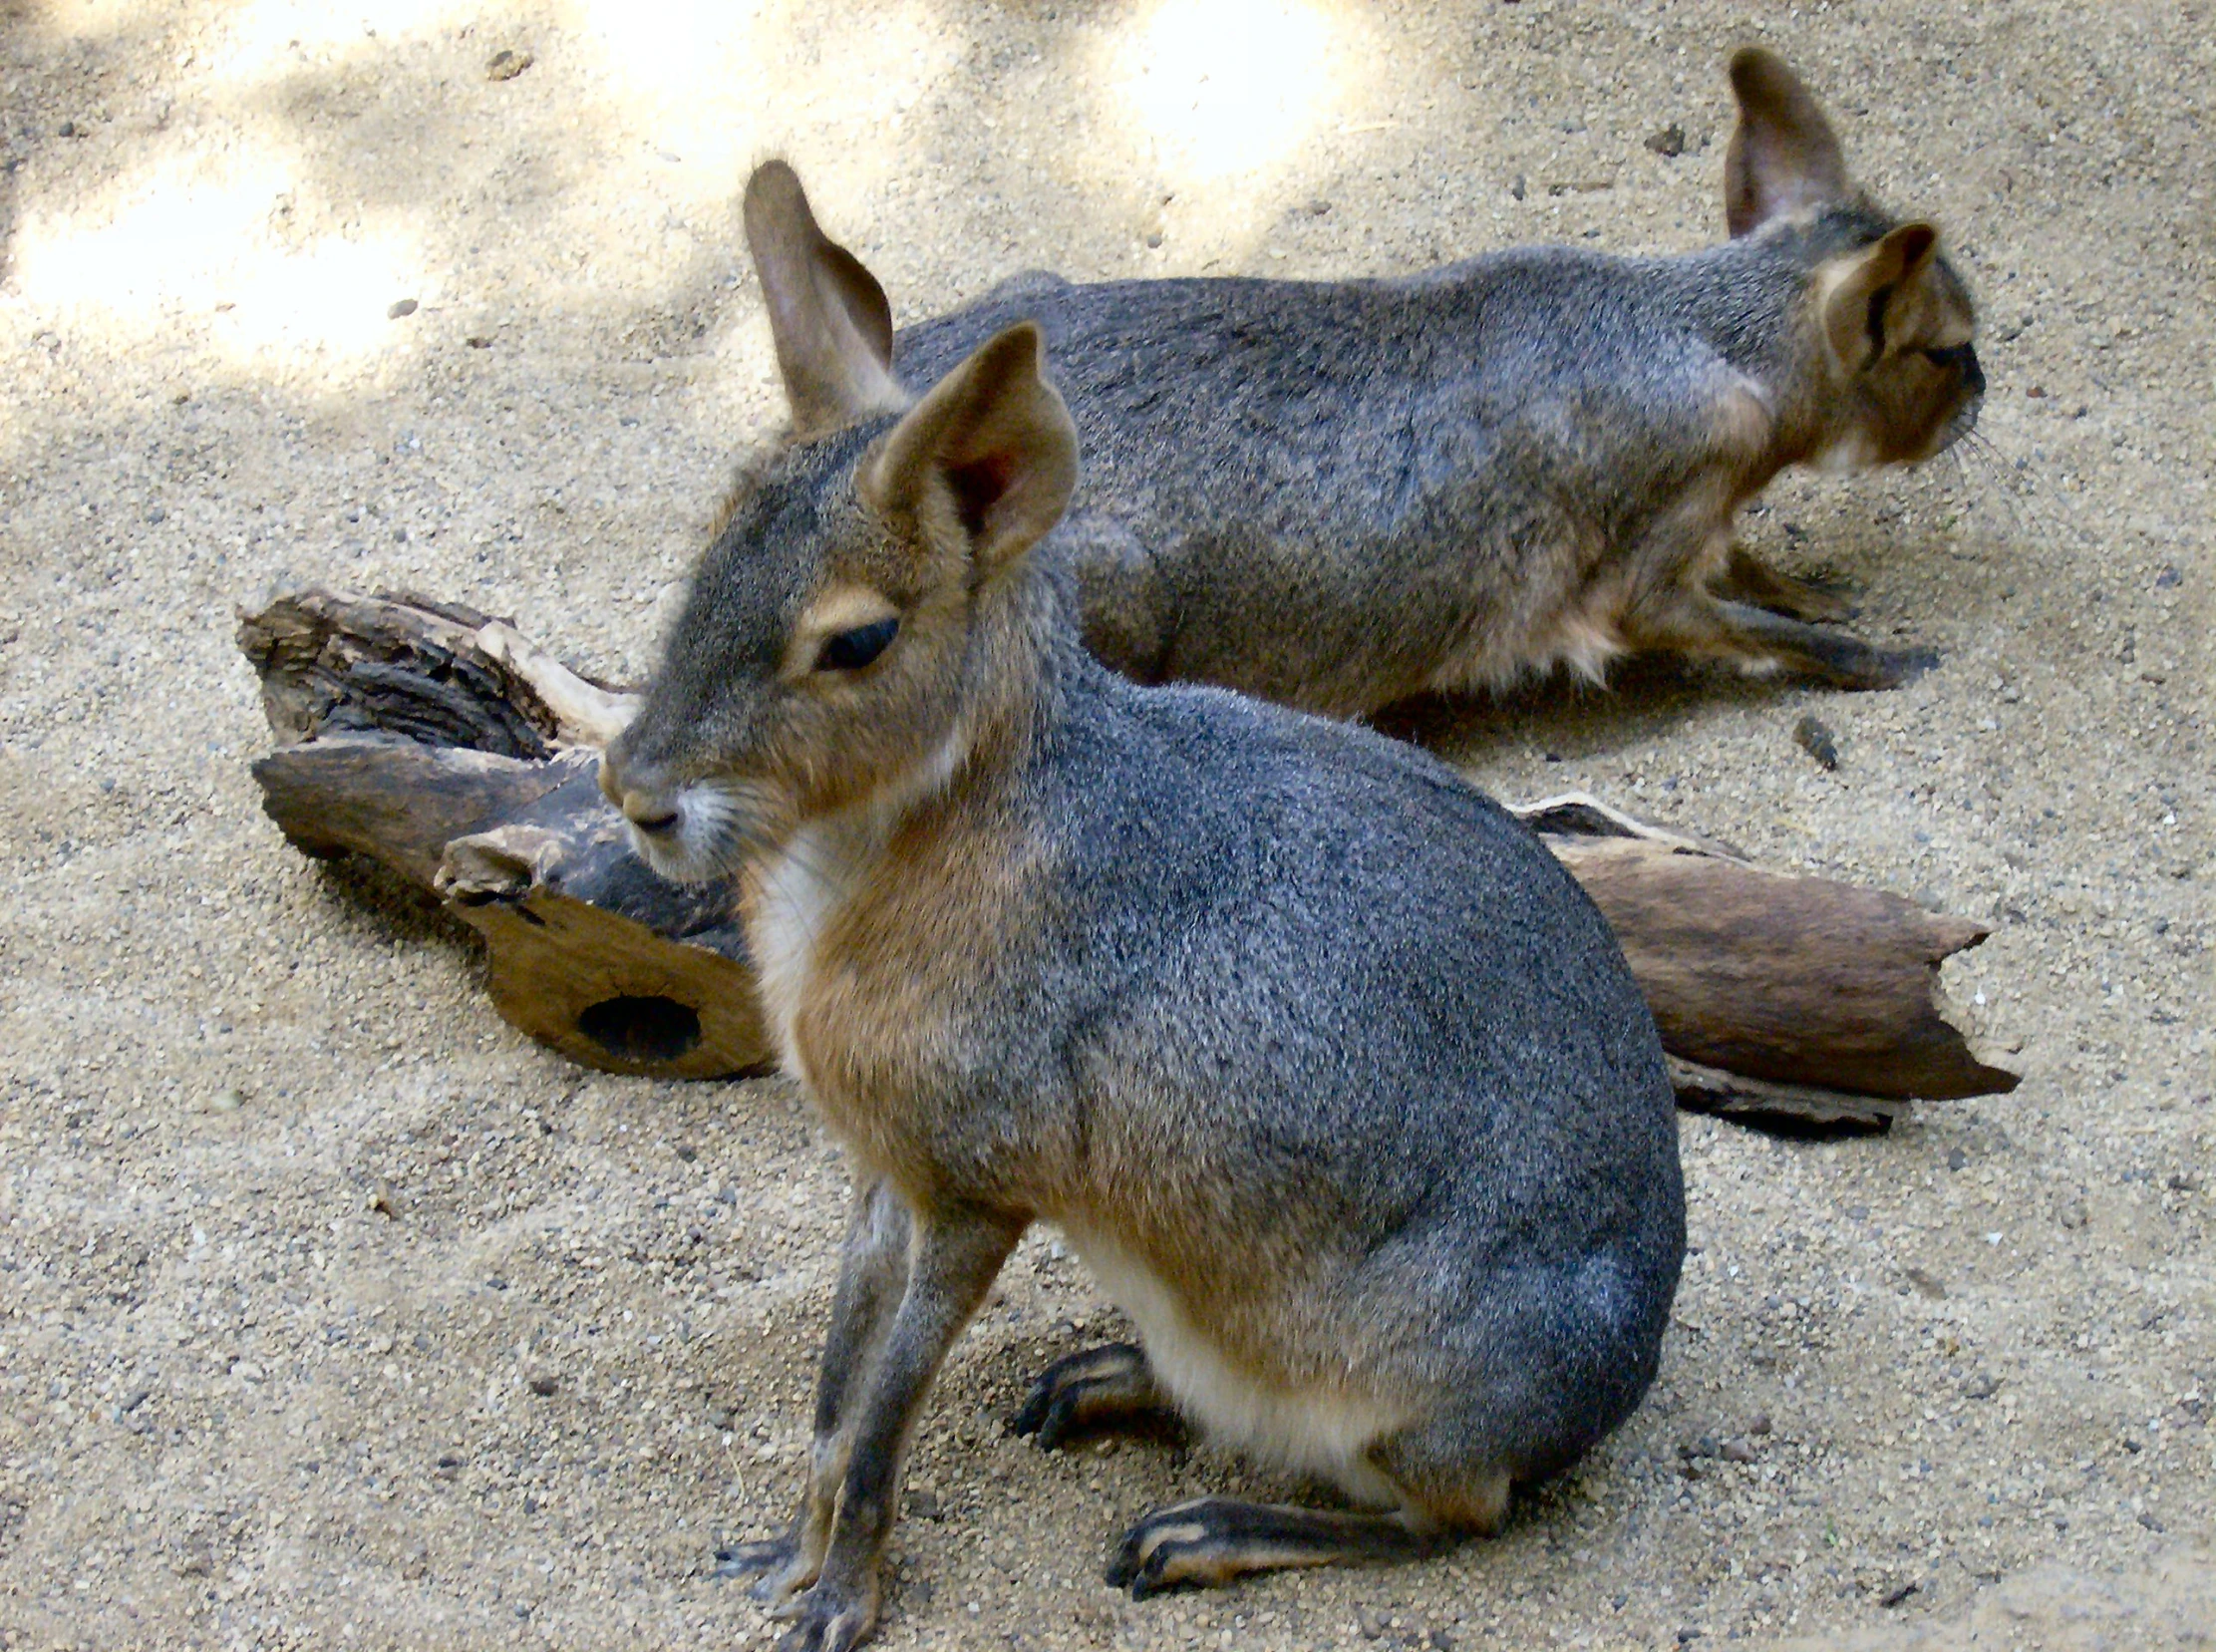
717,1177 -> 911,1606
775,1202 -> 1026,1652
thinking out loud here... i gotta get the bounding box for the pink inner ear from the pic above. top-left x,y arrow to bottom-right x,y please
945,454 -> 1016,537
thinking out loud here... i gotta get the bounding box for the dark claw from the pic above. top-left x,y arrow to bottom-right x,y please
773,1585 -> 874,1652
1798,637 -> 1942,691
1769,576 -> 1858,624
1105,1532 -> 1141,1592
1872,645 -> 1943,686
713,1533 -> 799,1599
1826,642 -> 1942,691
1128,1549 -> 1179,1602
1016,1381 -> 1095,1451
1010,1385 -> 1057,1441
1107,1501 -> 1217,1599
1011,1342 -> 1152,1452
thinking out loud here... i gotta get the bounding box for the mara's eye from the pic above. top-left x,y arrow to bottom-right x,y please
816,616 -> 898,672
1921,344 -> 1973,372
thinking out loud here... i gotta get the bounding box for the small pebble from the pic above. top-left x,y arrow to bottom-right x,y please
1792,713 -> 1839,771
388,298 -> 419,319
1644,122 -> 1686,157
486,49 -> 534,82
527,1374 -> 559,1397
1963,1373 -> 2003,1400
1356,1604 -> 1390,1639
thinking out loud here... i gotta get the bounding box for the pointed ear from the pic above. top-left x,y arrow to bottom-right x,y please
1819,222 -> 1940,373
743,161 -> 903,439
859,323 -> 1078,575
1724,47 -> 1851,236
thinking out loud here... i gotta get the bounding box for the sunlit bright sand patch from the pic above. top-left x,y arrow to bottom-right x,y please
1111,0 -> 1344,181
206,0 -> 468,79
568,0 -> 961,197
11,150 -> 425,374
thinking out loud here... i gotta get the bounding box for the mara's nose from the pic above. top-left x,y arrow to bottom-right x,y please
598,755 -> 681,834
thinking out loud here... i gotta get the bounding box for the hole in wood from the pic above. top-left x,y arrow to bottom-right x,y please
577,996 -> 702,1064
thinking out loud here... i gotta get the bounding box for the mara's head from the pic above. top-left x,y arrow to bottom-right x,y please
1725,47 -> 1984,469
602,167 -> 1076,884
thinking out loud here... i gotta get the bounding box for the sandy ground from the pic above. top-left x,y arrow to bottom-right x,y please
2,1 -> 2211,1648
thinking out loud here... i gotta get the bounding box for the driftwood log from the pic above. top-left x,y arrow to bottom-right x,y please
238,586 -> 2020,1133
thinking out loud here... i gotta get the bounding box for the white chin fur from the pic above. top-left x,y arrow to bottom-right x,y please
1807,429 -> 1878,477
629,785 -> 744,884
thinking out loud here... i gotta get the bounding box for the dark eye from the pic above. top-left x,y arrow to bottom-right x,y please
1921,344 -> 1973,371
816,616 -> 898,672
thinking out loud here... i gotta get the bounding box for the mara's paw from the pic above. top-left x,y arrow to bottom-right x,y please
713,1529 -> 818,1608
772,1578 -> 880,1652
1717,546 -> 1858,623
1763,572 -> 1858,624
1870,643 -> 1941,687
1778,627 -> 1942,691
1107,1499 -> 1250,1600
1011,1342 -> 1166,1451
1844,642 -> 1943,690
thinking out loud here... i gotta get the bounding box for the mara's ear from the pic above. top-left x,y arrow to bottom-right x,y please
859,322 -> 1078,576
743,161 -> 902,439
1818,222 -> 1939,373
1724,47 -> 1851,236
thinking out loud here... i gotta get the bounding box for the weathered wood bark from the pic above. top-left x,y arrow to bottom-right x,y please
238,586 -> 2020,1131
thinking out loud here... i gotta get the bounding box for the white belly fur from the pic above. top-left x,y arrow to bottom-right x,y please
1062,1224 -> 1407,1507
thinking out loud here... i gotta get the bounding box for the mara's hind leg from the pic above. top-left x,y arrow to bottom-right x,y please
1105,1495 -> 1466,1599
1627,586 -> 1938,690
1012,1342 -> 1174,1450
1105,1454 -> 1510,1601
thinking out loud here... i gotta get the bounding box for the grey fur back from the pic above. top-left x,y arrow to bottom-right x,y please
895,206 -> 1941,714
945,603 -> 1684,1458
